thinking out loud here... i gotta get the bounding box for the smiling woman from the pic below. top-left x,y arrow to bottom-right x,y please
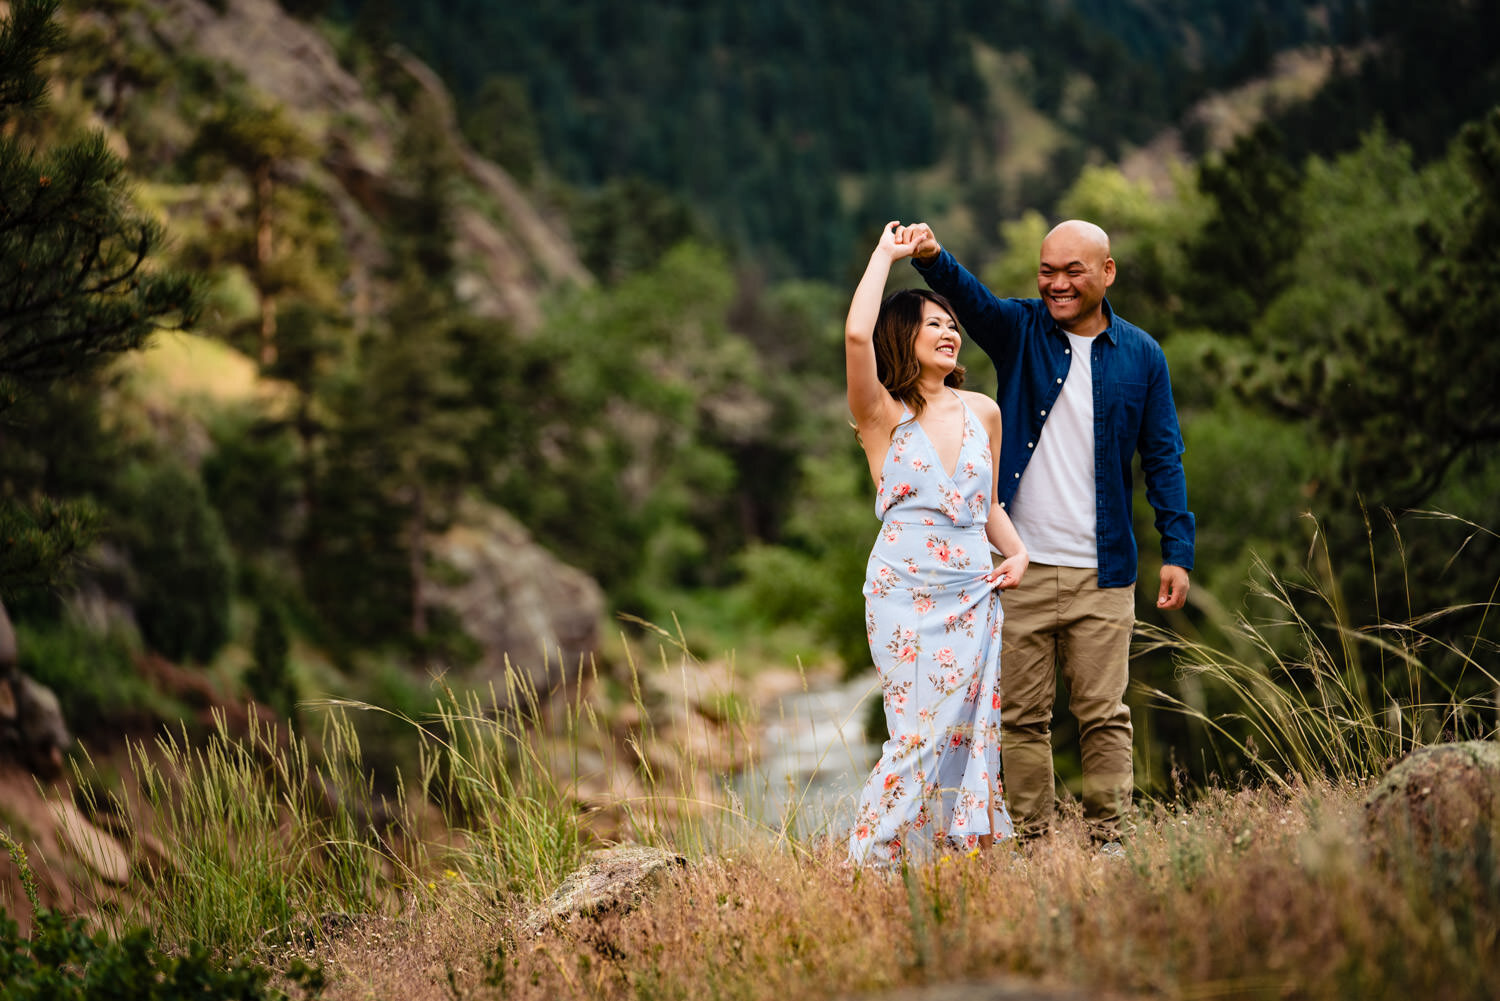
840,222 -> 1030,867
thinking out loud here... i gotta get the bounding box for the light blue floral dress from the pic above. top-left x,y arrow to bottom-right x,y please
848,393 -> 1012,866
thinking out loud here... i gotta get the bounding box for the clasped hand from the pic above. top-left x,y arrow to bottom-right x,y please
986,552 -> 1029,591
876,221 -> 939,261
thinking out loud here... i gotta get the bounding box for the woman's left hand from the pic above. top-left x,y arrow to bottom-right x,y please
988,551 -> 1029,590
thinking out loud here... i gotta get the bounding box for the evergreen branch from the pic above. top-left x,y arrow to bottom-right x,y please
0,0 -> 64,122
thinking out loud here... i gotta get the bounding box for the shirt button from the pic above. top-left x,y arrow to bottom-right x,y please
1027,442 -> 1034,448
1056,378 -> 1063,384
1040,410 -> 1047,416
1014,472 -> 1020,478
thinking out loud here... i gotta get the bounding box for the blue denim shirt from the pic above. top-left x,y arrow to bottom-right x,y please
914,250 -> 1194,587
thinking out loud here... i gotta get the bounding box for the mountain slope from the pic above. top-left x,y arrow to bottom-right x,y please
120,0 -> 589,331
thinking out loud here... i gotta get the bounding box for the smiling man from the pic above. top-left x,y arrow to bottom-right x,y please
899,219 -> 1195,849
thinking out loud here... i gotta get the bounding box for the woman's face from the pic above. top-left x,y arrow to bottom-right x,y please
914,300 -> 961,374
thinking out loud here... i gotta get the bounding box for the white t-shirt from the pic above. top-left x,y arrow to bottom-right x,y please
1008,331 -> 1098,568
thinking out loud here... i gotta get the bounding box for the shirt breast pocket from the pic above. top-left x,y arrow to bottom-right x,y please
1112,381 -> 1148,445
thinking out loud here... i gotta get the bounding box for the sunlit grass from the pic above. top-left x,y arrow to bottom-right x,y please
303,779 -> 1498,1001
18,519 -> 1498,1000
1138,511 -> 1500,789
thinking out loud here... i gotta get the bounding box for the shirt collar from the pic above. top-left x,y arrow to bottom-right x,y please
1099,298 -> 1120,344
1049,298 -> 1120,344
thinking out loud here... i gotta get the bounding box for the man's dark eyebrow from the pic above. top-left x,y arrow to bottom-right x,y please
1039,260 -> 1087,270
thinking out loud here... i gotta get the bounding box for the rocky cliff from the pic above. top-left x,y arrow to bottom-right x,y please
39,0 -> 608,690
122,0 -> 591,330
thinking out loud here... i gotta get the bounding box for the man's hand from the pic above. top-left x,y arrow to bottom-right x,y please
896,222 -> 941,261
1157,565 -> 1190,610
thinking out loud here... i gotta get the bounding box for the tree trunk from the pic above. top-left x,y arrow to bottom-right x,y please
408,486 -> 427,640
255,161 -> 278,367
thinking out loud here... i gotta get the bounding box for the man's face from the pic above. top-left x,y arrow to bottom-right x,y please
1036,228 -> 1115,334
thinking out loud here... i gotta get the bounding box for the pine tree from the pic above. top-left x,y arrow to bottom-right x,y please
0,0 -> 199,596
187,95 -> 315,367
1180,123 -> 1303,337
300,89 -> 484,653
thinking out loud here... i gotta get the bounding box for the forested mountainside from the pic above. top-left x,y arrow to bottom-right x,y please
3,0 -> 1498,798
323,0 -> 1497,279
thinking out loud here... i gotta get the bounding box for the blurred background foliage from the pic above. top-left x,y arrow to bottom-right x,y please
1,0 -> 1497,795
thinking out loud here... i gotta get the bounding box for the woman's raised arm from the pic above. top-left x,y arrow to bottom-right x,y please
846,222 -> 914,431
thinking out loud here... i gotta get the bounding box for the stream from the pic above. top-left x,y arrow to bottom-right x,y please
735,671 -> 882,841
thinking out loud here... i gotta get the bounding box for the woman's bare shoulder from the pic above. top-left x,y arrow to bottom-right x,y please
957,389 -> 1000,418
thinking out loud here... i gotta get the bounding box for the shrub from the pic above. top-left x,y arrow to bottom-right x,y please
0,830 -> 323,1001
247,598 -> 297,720
118,463 -> 235,664
14,620 -> 164,732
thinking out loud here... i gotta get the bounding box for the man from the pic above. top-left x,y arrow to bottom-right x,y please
899,219 -> 1194,846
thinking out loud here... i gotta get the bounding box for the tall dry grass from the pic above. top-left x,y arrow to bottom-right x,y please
29,522 -> 1500,1000
86,638 -> 764,959
308,780 -> 1498,1001
1137,512 -> 1498,790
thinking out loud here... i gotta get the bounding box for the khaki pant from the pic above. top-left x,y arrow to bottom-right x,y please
1000,564 -> 1135,841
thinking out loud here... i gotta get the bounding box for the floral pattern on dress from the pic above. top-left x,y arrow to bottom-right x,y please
849,394 -> 1014,866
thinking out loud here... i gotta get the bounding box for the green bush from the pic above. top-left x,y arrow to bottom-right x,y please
736,540 -> 870,674
247,598 -> 297,720
118,463 -> 235,664
0,911 -> 323,1001
0,830 -> 323,1001
201,412 -> 302,557
14,620 -> 167,732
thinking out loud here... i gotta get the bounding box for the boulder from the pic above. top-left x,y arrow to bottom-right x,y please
1364,740 -> 1500,862
150,0 -> 589,334
0,601 -> 15,665
0,603 -> 71,776
50,799 -> 131,886
529,845 -> 687,931
426,497 -> 604,698
15,675 -> 70,776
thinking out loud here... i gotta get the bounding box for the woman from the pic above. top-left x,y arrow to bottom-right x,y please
846,222 -> 1029,866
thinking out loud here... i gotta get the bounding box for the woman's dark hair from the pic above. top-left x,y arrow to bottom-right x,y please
873,288 -> 965,420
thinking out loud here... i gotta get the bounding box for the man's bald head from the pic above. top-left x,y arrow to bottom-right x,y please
1037,219 -> 1116,336
1042,220 -> 1111,263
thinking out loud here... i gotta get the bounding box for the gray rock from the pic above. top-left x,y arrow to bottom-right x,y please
1364,740 -> 1500,862
842,979 -> 1103,1001
152,0 -> 589,334
427,496 -> 604,698
0,603 -> 71,776
0,601 -> 15,667
16,675 -> 71,776
51,799 -> 131,886
530,845 -> 687,931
